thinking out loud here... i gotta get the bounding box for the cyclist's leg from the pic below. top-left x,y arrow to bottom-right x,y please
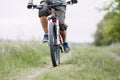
56,6 -> 68,42
38,1 -> 50,42
56,6 -> 70,53
60,31 -> 66,42
40,16 -> 48,34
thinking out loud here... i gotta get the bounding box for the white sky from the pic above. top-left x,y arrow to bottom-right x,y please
0,0 -> 108,43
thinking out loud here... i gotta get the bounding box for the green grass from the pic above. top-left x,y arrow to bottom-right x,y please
0,40 -> 50,80
106,44 -> 120,56
0,40 -> 120,80
34,44 -> 120,80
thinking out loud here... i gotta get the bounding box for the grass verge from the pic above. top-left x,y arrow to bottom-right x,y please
34,44 -> 120,80
0,40 -> 50,80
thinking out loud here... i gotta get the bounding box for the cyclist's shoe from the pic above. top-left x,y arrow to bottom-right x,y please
63,42 -> 70,53
42,34 -> 48,43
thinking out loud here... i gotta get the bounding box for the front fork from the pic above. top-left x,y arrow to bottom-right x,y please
48,17 -> 63,53
49,18 -> 60,45
55,20 -> 63,53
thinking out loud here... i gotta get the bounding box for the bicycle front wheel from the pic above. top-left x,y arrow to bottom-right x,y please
49,23 -> 60,67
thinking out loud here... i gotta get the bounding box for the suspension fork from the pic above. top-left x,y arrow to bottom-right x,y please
52,18 -> 63,53
53,19 -> 60,45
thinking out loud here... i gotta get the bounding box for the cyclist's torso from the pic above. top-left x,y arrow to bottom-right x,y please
43,0 -> 66,6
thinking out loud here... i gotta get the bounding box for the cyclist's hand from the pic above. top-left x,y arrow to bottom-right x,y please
71,0 -> 78,4
27,2 -> 33,9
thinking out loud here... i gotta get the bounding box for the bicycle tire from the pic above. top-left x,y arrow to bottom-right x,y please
49,23 -> 60,67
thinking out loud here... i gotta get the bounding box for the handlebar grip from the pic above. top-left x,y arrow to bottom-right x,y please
67,1 -> 71,4
67,0 -> 78,4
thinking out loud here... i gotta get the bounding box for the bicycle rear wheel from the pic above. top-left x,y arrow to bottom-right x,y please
49,23 -> 60,67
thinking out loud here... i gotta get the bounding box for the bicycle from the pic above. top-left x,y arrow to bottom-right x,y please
32,1 -> 75,67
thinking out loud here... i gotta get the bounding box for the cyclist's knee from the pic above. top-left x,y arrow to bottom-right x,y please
59,24 -> 68,31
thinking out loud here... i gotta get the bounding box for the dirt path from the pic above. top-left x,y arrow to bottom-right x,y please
19,53 -> 70,80
20,64 -> 52,80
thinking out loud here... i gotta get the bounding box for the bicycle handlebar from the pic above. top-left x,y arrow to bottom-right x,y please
33,5 -> 43,9
33,1 -> 74,10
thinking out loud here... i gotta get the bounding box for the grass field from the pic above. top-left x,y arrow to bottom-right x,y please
34,44 -> 120,80
0,40 -> 50,80
0,40 -> 120,80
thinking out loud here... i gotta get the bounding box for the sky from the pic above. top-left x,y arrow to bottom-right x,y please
0,0 -> 109,43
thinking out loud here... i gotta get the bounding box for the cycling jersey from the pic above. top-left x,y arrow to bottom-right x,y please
43,0 -> 66,6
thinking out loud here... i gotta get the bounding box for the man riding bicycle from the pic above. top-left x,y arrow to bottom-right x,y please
27,0 -> 77,53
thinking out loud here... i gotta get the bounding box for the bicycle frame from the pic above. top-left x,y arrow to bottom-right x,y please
48,8 -> 62,45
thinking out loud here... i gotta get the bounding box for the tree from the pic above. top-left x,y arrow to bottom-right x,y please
101,12 -> 120,45
94,21 -> 104,46
103,0 -> 120,14
94,0 -> 120,46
